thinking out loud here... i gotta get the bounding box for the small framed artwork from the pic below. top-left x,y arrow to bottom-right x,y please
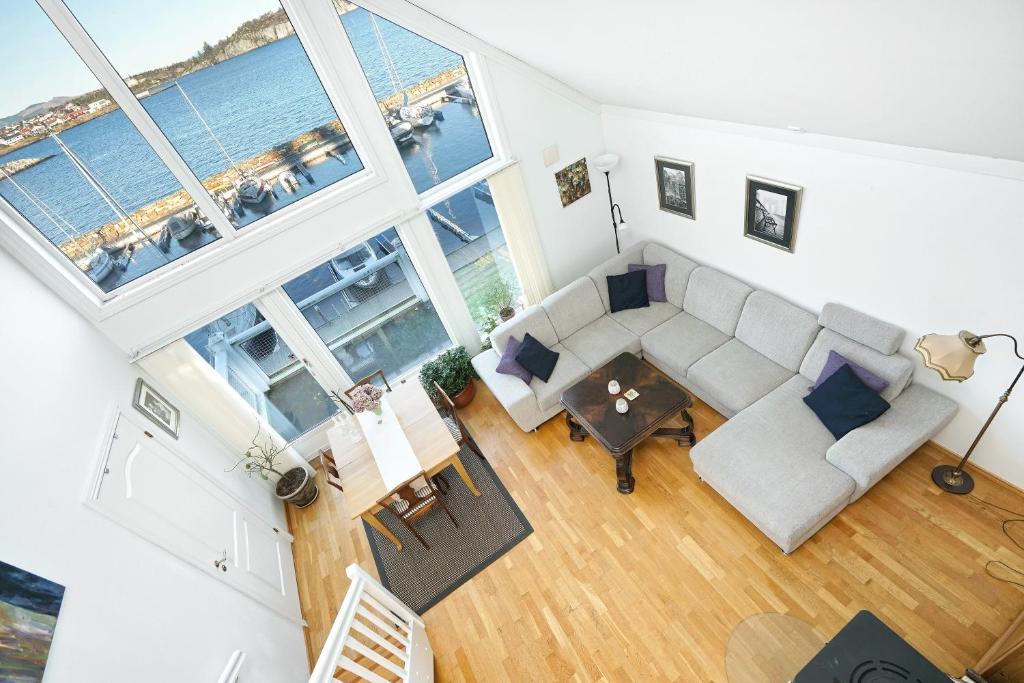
655,157 -> 695,219
132,378 -> 180,439
744,175 -> 802,252
554,157 -> 592,207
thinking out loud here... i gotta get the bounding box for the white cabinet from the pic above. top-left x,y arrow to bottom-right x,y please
87,409 -> 301,622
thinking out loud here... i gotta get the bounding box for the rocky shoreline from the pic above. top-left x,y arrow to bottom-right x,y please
0,155 -> 55,177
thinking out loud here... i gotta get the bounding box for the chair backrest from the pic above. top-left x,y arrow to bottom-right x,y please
344,369 -> 392,399
432,381 -> 467,442
319,449 -> 344,493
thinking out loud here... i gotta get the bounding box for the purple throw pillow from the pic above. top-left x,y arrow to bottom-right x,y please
496,336 -> 533,384
811,350 -> 889,394
628,263 -> 667,302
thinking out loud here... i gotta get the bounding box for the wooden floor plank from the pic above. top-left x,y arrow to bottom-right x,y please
287,384 -> 1024,681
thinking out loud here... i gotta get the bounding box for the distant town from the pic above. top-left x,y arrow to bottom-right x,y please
1,98 -> 115,151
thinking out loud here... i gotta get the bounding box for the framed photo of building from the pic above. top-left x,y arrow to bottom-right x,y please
655,157 -> 695,219
132,378 -> 180,439
744,175 -> 802,252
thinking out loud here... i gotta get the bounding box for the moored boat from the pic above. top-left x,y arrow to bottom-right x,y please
86,247 -> 114,282
330,241 -> 379,288
399,104 -> 435,128
236,174 -> 270,205
390,120 -> 414,145
168,212 -> 198,240
278,171 -> 300,193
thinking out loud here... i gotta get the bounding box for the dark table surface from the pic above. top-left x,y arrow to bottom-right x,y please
560,352 -> 692,454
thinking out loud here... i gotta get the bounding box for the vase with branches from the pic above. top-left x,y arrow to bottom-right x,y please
230,423 -> 319,507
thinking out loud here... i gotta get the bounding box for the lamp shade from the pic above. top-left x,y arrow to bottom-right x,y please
593,153 -> 620,173
915,331 -> 986,382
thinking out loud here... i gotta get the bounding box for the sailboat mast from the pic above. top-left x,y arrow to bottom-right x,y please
50,132 -> 165,258
175,81 -> 242,175
0,166 -> 78,243
369,13 -> 406,103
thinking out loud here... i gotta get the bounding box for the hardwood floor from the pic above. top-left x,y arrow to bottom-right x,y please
287,383 -> 1024,681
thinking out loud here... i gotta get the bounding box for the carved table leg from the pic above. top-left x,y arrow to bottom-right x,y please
566,412 -> 587,442
678,408 -> 696,447
614,449 -> 635,494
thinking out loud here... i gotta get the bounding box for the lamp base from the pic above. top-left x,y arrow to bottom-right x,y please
931,464 -> 974,494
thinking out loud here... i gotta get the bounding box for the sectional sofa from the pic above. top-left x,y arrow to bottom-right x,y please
472,240 -> 958,553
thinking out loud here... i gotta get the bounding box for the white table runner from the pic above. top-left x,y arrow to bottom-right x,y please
354,397 -> 421,492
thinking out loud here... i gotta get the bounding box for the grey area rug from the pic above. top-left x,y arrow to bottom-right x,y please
363,444 -> 532,614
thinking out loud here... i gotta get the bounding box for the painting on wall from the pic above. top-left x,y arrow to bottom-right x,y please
655,157 -> 695,219
0,560 -> 65,683
744,175 -> 802,252
554,157 -> 591,207
132,378 -> 180,439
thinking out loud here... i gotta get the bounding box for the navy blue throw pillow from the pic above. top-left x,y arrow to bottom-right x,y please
514,333 -> 560,382
803,363 -> 891,440
606,270 -> 650,313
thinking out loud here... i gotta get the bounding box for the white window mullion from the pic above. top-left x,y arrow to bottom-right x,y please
397,215 -> 481,354
253,289 -> 354,394
34,0 -> 238,242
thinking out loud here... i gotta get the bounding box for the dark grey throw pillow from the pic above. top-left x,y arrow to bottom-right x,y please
514,333 -> 560,383
803,363 -> 891,440
606,270 -> 649,313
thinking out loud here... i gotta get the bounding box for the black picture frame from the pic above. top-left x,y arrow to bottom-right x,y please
655,157 -> 695,220
744,175 -> 802,253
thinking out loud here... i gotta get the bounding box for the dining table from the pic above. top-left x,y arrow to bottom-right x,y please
326,380 -> 481,550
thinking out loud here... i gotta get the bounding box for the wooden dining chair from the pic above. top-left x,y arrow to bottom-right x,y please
383,475 -> 458,550
343,369 -> 392,400
433,381 -> 485,461
318,449 -> 343,493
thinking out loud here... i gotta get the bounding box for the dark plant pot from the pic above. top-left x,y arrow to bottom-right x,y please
451,379 -> 476,408
275,467 -> 319,508
499,307 -> 516,322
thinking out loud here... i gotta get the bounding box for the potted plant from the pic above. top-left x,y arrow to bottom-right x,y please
482,277 -> 516,322
231,424 -> 318,508
420,346 -> 477,408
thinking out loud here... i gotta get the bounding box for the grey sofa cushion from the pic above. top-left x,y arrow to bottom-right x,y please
642,243 -> 699,308
561,316 -> 641,369
641,311 -> 729,377
735,291 -> 820,372
611,301 -> 681,336
471,349 -> 544,432
528,343 -> 591,411
541,277 -> 605,340
826,383 -> 957,500
586,242 -> 647,312
691,376 -> 854,553
686,339 -> 794,415
489,305 -> 558,356
682,267 -> 753,335
800,329 -> 913,403
819,303 -> 905,355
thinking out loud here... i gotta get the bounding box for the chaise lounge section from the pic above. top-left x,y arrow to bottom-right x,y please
471,240 -> 958,552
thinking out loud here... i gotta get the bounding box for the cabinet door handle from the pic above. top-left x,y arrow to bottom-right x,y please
213,550 -> 229,572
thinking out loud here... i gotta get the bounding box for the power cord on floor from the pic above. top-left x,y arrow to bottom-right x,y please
968,493 -> 1024,590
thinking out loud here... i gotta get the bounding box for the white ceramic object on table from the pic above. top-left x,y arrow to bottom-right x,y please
615,398 -> 629,414
608,380 -> 620,395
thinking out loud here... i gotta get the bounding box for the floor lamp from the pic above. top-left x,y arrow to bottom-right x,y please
593,153 -> 627,253
915,331 -> 1024,494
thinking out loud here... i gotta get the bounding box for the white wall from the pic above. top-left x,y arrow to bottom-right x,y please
602,107 -> 1024,488
0,248 -> 308,682
486,58 -> 617,288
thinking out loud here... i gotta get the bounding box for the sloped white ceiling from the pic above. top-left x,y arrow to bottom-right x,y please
414,0 -> 1024,161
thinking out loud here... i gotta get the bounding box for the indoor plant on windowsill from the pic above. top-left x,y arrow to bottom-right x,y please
482,276 -> 517,323
420,346 -> 477,408
232,424 -> 318,508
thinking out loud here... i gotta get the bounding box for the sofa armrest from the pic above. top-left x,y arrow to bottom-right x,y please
825,383 -> 957,500
471,349 -> 542,431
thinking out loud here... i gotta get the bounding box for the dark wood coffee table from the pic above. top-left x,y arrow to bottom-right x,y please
560,352 -> 695,494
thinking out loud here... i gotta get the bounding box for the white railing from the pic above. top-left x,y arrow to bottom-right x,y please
309,564 -> 433,683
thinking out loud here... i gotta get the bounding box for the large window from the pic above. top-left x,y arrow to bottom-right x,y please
338,4 -> 492,193
185,304 -> 340,441
282,228 -> 452,382
0,4 -> 218,293
65,0 -> 364,228
426,180 -> 523,338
